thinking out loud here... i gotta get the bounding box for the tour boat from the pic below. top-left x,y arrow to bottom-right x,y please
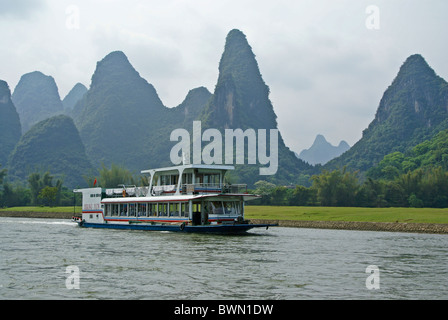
73,164 -> 276,233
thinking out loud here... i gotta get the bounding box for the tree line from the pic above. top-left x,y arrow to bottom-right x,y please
0,163 -> 145,208
251,166 -> 448,208
2,162 -> 447,209
0,167 -> 69,207
252,130 -> 448,208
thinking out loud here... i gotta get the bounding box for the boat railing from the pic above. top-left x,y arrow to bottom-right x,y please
181,183 -> 248,195
104,183 -> 248,197
105,186 -> 149,198
151,185 -> 177,196
182,183 -> 222,194
148,183 -> 248,196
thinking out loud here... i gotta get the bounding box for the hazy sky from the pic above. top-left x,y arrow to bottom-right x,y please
1,0 -> 447,154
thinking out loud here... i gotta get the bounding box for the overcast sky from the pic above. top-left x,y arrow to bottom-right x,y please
1,0 -> 447,154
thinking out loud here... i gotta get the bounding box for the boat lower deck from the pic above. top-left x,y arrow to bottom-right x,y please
77,220 -> 276,234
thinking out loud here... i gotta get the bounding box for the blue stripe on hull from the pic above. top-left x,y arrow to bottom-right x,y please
78,221 -> 275,234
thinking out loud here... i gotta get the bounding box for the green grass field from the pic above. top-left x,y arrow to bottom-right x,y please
1,205 -> 448,224
245,206 -> 448,224
0,206 -> 81,213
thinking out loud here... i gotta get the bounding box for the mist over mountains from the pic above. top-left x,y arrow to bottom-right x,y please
1,30 -> 448,189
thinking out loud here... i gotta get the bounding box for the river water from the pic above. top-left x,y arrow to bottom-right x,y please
0,217 -> 447,300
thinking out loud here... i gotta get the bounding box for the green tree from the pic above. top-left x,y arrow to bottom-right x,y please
38,186 -> 58,207
1,182 -> 31,207
270,186 -> 292,206
253,180 -> 276,205
408,194 -> 424,208
384,181 -> 407,207
311,168 -> 359,206
396,169 -> 424,201
28,172 -> 42,205
367,152 -> 405,180
356,178 -> 387,207
0,165 -> 6,185
418,167 -> 448,207
98,163 -> 134,188
28,172 -> 62,205
289,185 -> 316,206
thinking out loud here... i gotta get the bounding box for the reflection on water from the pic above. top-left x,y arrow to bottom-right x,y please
0,218 -> 447,299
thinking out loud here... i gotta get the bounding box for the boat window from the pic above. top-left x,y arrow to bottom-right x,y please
160,174 -> 179,186
138,203 -> 147,217
182,173 -> 192,184
111,204 -> 119,216
208,201 -> 224,214
149,203 -> 156,216
169,203 -> 179,217
223,202 -> 235,214
104,204 -> 110,216
203,173 -> 220,186
121,204 -> 127,216
237,201 -> 242,215
159,203 -> 168,216
128,203 -> 136,217
181,202 -> 189,217
192,202 -> 201,213
195,174 -> 203,184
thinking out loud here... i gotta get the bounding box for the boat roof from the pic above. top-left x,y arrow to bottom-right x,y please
101,193 -> 260,203
141,164 -> 235,175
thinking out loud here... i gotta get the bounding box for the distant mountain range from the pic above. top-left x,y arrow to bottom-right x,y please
63,83 -> 87,112
1,31 -> 448,189
297,134 -> 350,165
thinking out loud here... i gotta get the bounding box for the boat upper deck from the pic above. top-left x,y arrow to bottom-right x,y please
141,164 -> 249,197
74,164 -> 258,201
75,164 -> 258,202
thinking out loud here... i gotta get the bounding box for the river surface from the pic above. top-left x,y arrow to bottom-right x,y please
0,217 -> 447,300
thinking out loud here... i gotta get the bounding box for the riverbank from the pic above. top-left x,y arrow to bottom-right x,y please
250,219 -> 448,234
1,210 -> 447,234
0,211 -> 76,219
246,205 -> 448,234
